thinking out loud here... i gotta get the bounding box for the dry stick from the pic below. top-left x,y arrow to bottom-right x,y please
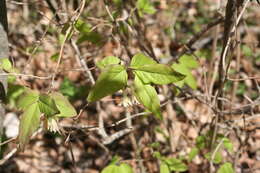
170,17 -> 224,62
231,30 -> 241,103
210,0 -> 250,171
70,40 -> 108,139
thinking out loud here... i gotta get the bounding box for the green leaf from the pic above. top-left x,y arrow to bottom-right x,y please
130,53 -> 157,68
77,32 -> 103,45
188,147 -> 199,161
160,163 -> 170,173
51,92 -> 77,118
118,163 -> 134,173
74,19 -> 91,33
6,84 -> 25,108
205,151 -> 222,164
133,64 -> 185,85
50,52 -> 59,62
38,94 -> 60,117
133,76 -> 162,119
179,55 -> 199,69
87,65 -> 127,102
101,165 -> 119,173
172,63 -> 197,89
17,89 -> 39,110
137,0 -> 156,15
18,103 -> 41,150
196,135 -> 206,149
217,163 -> 234,173
172,55 -> 199,89
97,56 -> 121,69
222,137 -> 233,153
165,158 -> 188,172
0,58 -> 12,72
60,78 -> 78,98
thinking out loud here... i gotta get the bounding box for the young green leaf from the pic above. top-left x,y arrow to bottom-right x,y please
160,162 -> 170,173
118,163 -> 134,173
172,55 -> 199,89
133,76 -> 162,119
188,147 -> 199,161
205,151 -> 222,164
133,64 -> 185,85
217,162 -> 234,173
38,94 -> 60,117
87,65 -> 127,102
101,165 -> 119,173
97,56 -> 121,69
74,19 -> 91,33
17,89 -> 39,110
137,0 -> 156,15
18,103 -> 41,150
0,58 -> 12,72
165,158 -> 188,172
179,55 -> 199,69
130,53 -> 157,68
50,92 -> 77,118
223,137 -> 233,153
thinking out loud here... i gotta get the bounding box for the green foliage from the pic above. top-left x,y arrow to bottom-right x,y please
158,157 -> 188,173
96,56 -> 121,69
131,53 -> 185,85
88,53 -> 185,119
137,0 -> 156,16
205,151 -> 222,164
38,94 -> 60,117
172,55 -> 199,90
17,88 -> 76,149
87,65 -> 128,102
160,163 -> 170,173
188,147 -> 199,161
101,159 -> 134,173
74,19 -> 102,45
50,92 -> 77,118
60,78 -> 89,100
0,58 -> 12,72
164,158 -> 188,172
217,162 -> 234,173
133,76 -> 162,119
222,137 -> 233,153
19,100 -> 41,150
6,84 -> 25,108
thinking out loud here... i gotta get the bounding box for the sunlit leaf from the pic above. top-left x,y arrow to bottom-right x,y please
0,58 -> 12,72
205,151 -> 222,164
101,165 -> 119,173
97,56 -> 120,69
51,92 -> 77,118
217,162 -> 234,173
118,163 -> 134,173
188,147 -> 199,161
133,64 -> 185,85
222,137 -> 233,153
160,163 -> 170,173
38,94 -> 60,117
172,55 -> 199,89
18,103 -> 41,150
137,0 -> 156,15
133,76 -> 162,119
165,158 -> 188,172
130,53 -> 156,68
87,65 -> 127,102
17,88 -> 39,110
